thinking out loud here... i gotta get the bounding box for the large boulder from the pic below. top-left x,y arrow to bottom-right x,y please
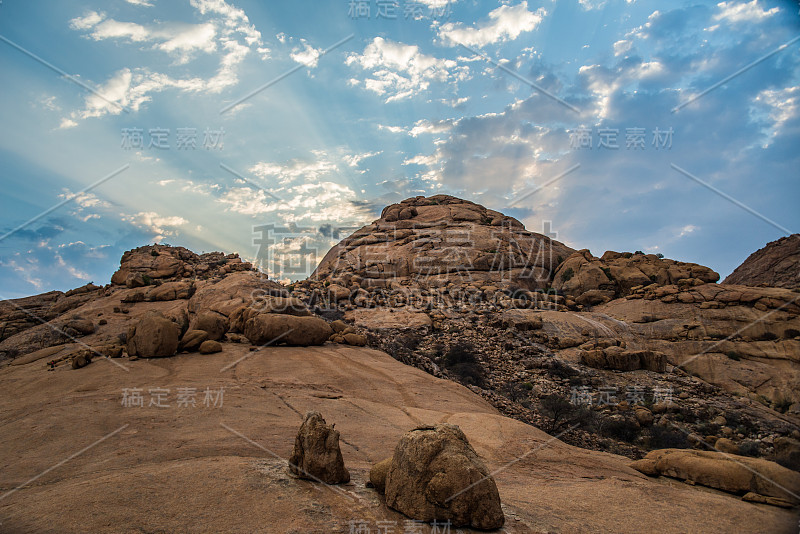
631,448 -> 800,505
243,314 -> 332,346
288,412 -> 350,484
178,329 -> 209,352
127,311 -> 180,358
384,424 -> 504,529
189,310 -> 229,341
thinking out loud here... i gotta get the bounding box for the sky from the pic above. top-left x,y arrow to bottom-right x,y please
0,0 -> 798,298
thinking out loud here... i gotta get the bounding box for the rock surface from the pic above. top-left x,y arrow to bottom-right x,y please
288,411 -> 350,484
0,339 -> 797,532
723,234 -> 800,289
385,423 -> 504,529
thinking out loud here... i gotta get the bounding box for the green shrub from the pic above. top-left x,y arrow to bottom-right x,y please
560,267 -> 574,283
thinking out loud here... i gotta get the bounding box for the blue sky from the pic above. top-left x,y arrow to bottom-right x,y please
0,0 -> 798,297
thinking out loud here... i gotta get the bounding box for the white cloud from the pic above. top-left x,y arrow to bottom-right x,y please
290,41 -> 323,67
63,0 -> 267,125
346,37 -> 464,102
378,124 -> 407,134
753,85 -> 800,146
578,0 -> 607,10
126,0 -> 154,6
438,2 -> 546,47
713,1 -> 779,24
343,151 -> 382,167
613,39 -> 632,56
123,211 -> 188,241
678,225 -> 698,238
409,118 -> 455,137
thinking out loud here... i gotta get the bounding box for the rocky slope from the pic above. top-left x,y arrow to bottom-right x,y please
1,343 -> 797,532
723,234 -> 800,289
1,196 -> 799,531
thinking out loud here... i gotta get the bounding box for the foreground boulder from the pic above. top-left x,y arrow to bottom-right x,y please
368,457 -> 392,494
384,424 -> 504,529
631,448 -> 800,506
288,412 -> 349,484
127,311 -> 180,358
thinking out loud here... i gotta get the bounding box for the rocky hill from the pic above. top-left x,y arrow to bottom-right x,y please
1,196 -> 799,531
723,234 -> 800,289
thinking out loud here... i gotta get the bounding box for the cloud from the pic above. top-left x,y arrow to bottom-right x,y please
290,41 -> 323,67
343,151 -> 382,167
346,37 -> 465,102
438,2 -> 546,47
613,39 -> 633,56
123,211 -> 187,242
126,0 -> 154,6
713,0 -> 779,24
62,0 -> 267,125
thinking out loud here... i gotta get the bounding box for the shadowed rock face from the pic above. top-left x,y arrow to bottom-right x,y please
385,423 -> 504,529
723,234 -> 800,289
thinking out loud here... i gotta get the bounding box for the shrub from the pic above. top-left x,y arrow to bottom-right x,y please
150,249 -> 159,257
647,425 -> 688,449
544,358 -> 578,379
755,331 -> 778,341
784,328 -> 800,339
560,267 -> 574,283
635,250 -> 644,255
444,342 -> 485,387
600,416 -> 640,442
774,397 -> 792,414
738,440 -> 760,457
656,253 -> 665,259
142,275 -> 153,286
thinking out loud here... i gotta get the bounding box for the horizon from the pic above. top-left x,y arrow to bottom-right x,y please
1,0 -> 799,298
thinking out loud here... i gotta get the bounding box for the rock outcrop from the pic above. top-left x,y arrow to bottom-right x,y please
288,412 -> 350,484
631,448 -> 800,506
553,249 -> 720,306
312,195 -> 574,293
110,244 -> 253,288
723,234 -> 800,289
126,311 -> 180,358
384,423 -> 504,529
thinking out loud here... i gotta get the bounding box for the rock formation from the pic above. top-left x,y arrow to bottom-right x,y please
384,423 -> 504,529
631,448 -> 800,507
289,412 -> 350,484
723,234 -> 800,289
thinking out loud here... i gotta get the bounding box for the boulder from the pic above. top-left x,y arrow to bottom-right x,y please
198,340 -> 222,354
244,314 -> 333,346
368,457 -> 392,494
343,333 -> 367,346
384,424 -> 504,529
127,311 -> 180,358
190,310 -> 229,341
630,449 -> 800,505
178,329 -> 209,352
288,412 -> 350,484
774,436 -> 800,471
500,309 -> 543,331
70,349 -> 92,369
146,281 -> 194,301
